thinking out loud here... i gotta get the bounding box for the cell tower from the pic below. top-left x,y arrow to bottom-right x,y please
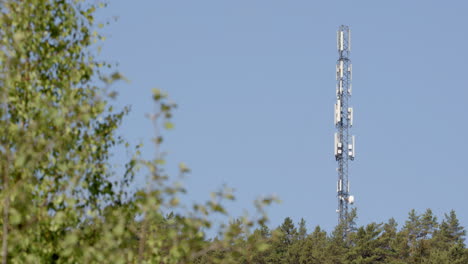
334,25 -> 355,231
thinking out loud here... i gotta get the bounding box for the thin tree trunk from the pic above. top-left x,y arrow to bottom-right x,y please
138,219 -> 147,264
2,152 -> 9,264
1,94 -> 10,264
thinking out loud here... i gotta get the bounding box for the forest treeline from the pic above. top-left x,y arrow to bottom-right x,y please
195,209 -> 468,263
0,0 -> 466,263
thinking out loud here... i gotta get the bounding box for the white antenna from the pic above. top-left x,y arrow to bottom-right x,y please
340,61 -> 344,78
339,31 -> 344,51
336,65 -> 339,80
334,100 -> 342,125
348,107 -> 353,127
348,30 -> 351,51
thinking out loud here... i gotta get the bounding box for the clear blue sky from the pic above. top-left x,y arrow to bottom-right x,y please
98,0 -> 468,233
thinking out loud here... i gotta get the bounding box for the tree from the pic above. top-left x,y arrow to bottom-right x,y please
264,217 -> 298,263
404,209 -> 422,245
411,209 -> 439,262
0,0 -> 128,261
259,223 -> 271,238
433,210 -> 466,251
420,209 -> 438,239
280,217 -> 298,246
421,244 -> 468,264
380,218 -> 409,263
298,218 -> 308,240
441,210 -> 465,245
0,1 -> 277,263
345,223 -> 388,264
299,226 -> 329,264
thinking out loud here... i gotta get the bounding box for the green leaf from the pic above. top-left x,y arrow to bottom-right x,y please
179,162 -> 190,173
164,122 -> 174,130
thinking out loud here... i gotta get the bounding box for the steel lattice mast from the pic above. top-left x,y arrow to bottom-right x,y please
334,25 -> 355,230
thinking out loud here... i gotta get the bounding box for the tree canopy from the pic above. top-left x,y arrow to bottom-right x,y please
230,210 -> 467,264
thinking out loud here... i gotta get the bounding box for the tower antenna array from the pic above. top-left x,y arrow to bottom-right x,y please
334,25 -> 355,232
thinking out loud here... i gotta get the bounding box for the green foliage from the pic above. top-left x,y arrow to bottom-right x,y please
0,0 -> 278,263
299,226 -> 328,264
297,218 -> 307,241
0,0 -> 128,262
241,210 -> 467,264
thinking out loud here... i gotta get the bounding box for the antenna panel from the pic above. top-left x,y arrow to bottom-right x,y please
337,31 -> 340,51
336,65 -> 339,80
347,136 -> 355,159
334,133 -> 343,157
335,101 -> 341,125
339,61 -> 344,78
339,31 -> 344,51
348,30 -> 351,51
348,107 -> 353,127
334,133 -> 338,156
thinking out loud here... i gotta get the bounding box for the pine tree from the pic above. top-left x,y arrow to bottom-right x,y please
410,209 -> 440,262
299,226 -> 329,264
380,218 -> 406,262
259,223 -> 271,238
280,217 -> 298,246
420,209 -> 438,239
404,209 -> 422,244
328,224 -> 348,264
443,210 -> 466,245
433,210 -> 466,251
345,222 -> 388,264
298,218 -> 308,241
